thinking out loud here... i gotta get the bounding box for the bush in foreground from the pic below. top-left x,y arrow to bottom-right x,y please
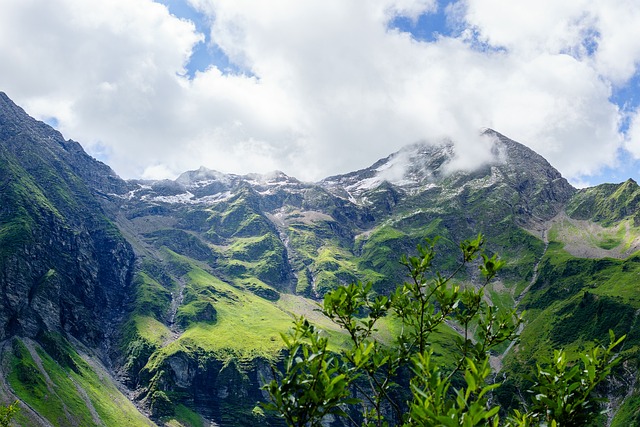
264,235 -> 624,426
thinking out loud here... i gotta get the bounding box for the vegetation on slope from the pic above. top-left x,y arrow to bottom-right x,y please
501,238 -> 640,425
264,236 -> 624,426
567,179 -> 640,226
5,336 -> 153,427
4,92 -> 639,426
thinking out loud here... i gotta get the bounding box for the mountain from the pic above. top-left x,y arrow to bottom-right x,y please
1,91 -> 640,426
0,92 -> 153,426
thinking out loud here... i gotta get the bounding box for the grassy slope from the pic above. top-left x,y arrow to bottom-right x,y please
0,153 -> 61,261
86,168 -> 640,424
566,179 -> 640,226
10,95 -> 620,424
168,261 -> 294,360
5,337 -> 154,427
502,239 -> 640,424
1,120 -> 150,426
122,247 -> 465,424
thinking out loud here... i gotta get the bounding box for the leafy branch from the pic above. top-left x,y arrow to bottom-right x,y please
263,235 -> 624,427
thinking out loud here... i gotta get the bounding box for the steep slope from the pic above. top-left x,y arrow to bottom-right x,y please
567,179 -> 640,226
0,92 -> 137,346
497,179 -> 640,426
0,92 -> 152,426
111,169 -> 378,424
321,129 -> 575,298
321,129 -> 573,222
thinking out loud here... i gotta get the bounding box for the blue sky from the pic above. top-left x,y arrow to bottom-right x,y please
388,1 -> 454,43
156,0 -> 240,78
1,0 -> 640,186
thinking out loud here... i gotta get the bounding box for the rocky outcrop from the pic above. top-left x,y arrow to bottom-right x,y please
140,350 -> 276,425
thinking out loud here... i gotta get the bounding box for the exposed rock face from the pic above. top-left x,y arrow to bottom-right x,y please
0,92 -> 135,353
320,128 -> 575,225
108,127 -> 581,425
143,350 -> 277,424
483,129 -> 576,223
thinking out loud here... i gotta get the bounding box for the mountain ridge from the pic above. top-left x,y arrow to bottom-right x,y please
2,91 -> 640,426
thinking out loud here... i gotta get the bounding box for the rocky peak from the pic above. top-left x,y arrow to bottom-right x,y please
481,129 -> 576,221
320,129 -> 574,207
132,167 -> 309,206
483,129 -> 567,182
175,166 -> 234,188
318,142 -> 456,205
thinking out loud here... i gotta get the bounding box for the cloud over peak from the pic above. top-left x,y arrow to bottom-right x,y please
0,0 -> 639,186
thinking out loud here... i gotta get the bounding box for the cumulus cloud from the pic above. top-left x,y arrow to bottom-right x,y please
0,0 -> 639,185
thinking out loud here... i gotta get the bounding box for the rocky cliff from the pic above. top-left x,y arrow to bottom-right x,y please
0,93 -> 152,426
0,92 -> 135,349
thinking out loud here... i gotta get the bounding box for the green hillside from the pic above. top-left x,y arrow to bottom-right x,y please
2,91 -> 640,426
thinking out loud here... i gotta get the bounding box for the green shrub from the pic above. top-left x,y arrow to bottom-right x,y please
263,235 -> 624,427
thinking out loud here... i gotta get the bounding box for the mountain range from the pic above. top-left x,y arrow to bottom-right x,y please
1,91 -> 639,426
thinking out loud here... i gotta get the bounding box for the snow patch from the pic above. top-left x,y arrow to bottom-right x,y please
146,191 -> 234,204
151,192 -> 195,204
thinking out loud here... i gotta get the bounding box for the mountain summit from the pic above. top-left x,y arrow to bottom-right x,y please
320,128 -> 574,222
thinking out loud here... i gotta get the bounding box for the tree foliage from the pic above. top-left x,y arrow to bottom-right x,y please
0,401 -> 19,427
263,235 -> 624,426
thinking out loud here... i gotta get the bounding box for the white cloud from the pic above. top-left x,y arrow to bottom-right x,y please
591,0 -> 640,84
460,0 -> 640,84
626,111 -> 640,158
142,164 -> 176,180
461,0 -> 593,56
0,0 -> 638,185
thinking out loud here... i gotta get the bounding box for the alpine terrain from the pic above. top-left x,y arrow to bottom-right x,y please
1,91 -> 640,426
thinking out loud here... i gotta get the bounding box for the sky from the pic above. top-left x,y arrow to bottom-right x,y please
1,0 -> 640,187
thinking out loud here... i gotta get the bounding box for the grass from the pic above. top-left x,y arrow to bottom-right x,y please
287,224 -> 361,294
129,315 -> 172,346
486,283 -> 515,312
611,394 -> 640,427
126,210 -> 555,424
134,271 -> 172,319
502,242 -> 640,418
7,337 -> 154,427
227,234 -> 281,261
296,269 -> 311,294
144,250 -> 463,366
206,192 -> 274,239
65,351 -> 155,426
151,254 -> 295,361
120,262 -> 175,386
552,207 -> 640,255
8,339 -> 72,425
163,404 -> 205,427
566,180 -> 640,226
276,290 -> 463,362
210,232 -> 289,287
530,243 -> 640,307
177,317 -> 286,361
236,277 -> 280,300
